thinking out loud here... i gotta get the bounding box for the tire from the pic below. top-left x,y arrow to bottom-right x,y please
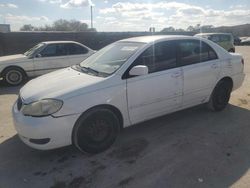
72,108 -> 120,154
207,80 -> 232,111
2,67 -> 26,86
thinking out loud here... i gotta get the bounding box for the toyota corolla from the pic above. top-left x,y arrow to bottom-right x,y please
12,35 -> 245,153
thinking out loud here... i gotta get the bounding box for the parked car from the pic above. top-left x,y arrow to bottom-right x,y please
195,33 -> 235,52
12,35 -> 245,153
0,41 -> 95,85
240,37 -> 250,46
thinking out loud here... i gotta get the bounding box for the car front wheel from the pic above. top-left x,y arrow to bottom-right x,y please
72,108 -> 120,154
208,80 -> 232,111
3,67 -> 26,86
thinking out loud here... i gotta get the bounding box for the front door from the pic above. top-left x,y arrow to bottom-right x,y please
126,41 -> 183,124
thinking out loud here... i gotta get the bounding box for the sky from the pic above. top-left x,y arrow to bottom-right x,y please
0,0 -> 250,31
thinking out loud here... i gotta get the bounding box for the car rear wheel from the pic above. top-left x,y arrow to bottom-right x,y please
73,108 -> 120,154
207,80 -> 232,111
3,67 -> 26,86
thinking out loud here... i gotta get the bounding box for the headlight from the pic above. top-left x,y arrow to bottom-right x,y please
21,99 -> 63,117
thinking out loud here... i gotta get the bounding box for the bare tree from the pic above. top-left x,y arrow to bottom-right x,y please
20,19 -> 96,32
20,24 -> 34,31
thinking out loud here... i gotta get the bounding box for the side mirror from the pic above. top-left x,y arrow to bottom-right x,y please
129,65 -> 148,76
35,54 -> 42,58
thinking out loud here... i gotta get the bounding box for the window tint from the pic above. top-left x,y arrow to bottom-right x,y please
40,44 -> 67,57
178,40 -> 217,66
67,43 -> 88,55
134,41 -> 177,73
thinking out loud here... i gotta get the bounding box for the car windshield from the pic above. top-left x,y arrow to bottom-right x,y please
24,43 -> 45,57
79,42 -> 144,76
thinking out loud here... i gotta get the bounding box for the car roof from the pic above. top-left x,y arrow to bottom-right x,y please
41,41 -> 80,44
119,35 -> 197,44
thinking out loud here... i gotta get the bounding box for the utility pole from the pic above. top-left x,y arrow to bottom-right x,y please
90,5 -> 93,28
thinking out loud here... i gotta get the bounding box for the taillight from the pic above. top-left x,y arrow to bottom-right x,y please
241,59 -> 244,65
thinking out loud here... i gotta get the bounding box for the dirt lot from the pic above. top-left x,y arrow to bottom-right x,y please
0,46 -> 250,188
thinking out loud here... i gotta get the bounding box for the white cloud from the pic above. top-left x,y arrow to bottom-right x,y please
4,14 -> 50,31
98,1 -> 250,31
5,14 -> 49,22
0,3 -> 18,8
80,19 -> 96,25
39,0 -> 62,4
60,0 -> 94,9
230,5 -> 245,9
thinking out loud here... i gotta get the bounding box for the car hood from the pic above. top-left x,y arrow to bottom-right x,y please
0,54 -> 28,65
20,67 -> 105,103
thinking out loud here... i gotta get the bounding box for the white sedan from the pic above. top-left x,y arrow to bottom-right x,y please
0,41 -> 95,85
12,35 -> 245,153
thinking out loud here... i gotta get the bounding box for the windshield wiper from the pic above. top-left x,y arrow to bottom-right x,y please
81,66 -> 99,75
74,65 -> 108,77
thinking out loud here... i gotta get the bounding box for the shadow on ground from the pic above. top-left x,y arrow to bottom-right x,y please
0,104 -> 250,188
0,80 -> 25,95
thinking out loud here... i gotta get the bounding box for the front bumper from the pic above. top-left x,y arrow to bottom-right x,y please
12,101 -> 80,150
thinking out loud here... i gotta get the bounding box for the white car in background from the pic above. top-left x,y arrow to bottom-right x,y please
0,41 -> 95,85
12,35 -> 245,154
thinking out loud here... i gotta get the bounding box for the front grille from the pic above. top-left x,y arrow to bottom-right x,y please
17,96 -> 23,111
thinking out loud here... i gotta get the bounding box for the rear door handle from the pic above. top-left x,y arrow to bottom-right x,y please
211,63 -> 218,69
171,71 -> 182,78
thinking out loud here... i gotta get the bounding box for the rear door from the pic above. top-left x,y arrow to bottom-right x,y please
177,39 -> 220,108
33,43 -> 69,76
126,41 -> 183,124
66,43 -> 93,65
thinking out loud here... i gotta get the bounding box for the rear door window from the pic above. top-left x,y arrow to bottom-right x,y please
66,43 -> 88,55
177,40 -> 218,66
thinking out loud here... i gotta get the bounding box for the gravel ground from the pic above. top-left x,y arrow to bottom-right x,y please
0,46 -> 250,188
